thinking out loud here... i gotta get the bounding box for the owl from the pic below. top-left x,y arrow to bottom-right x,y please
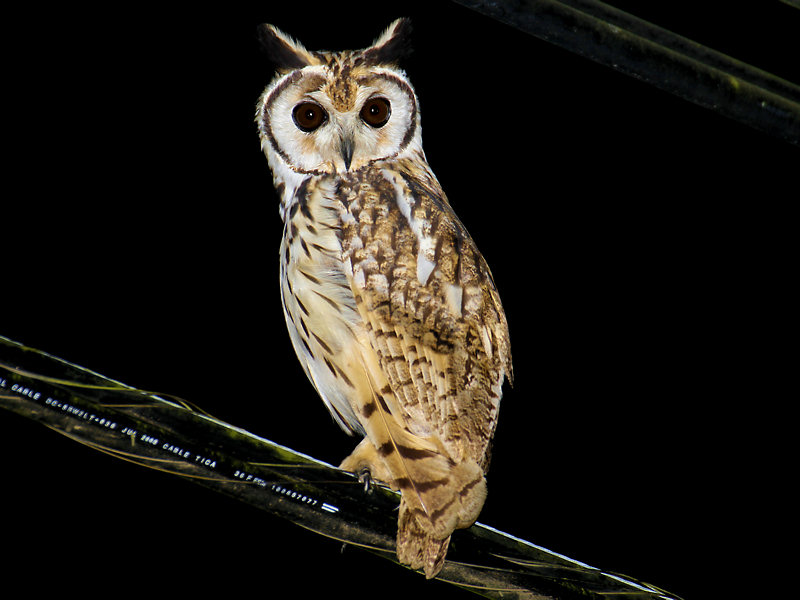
255,19 -> 512,578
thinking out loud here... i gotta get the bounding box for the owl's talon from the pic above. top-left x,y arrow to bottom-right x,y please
357,467 -> 374,494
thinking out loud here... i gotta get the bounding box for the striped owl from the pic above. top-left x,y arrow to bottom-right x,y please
256,19 -> 512,578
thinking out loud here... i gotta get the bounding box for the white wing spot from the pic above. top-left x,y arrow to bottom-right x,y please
353,266 -> 366,289
444,282 -> 464,317
382,168 -> 438,286
417,255 -> 435,286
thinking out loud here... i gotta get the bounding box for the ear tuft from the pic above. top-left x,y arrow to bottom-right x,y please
363,18 -> 413,66
257,23 -> 315,70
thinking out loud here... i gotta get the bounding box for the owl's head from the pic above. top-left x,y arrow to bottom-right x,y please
256,19 -> 421,175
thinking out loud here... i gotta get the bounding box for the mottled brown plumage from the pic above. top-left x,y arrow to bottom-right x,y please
256,19 -> 511,578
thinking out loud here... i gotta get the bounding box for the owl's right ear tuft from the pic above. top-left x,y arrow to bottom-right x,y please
363,18 -> 413,66
257,24 -> 316,70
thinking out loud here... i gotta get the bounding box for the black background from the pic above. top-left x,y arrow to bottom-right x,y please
2,2 -> 797,598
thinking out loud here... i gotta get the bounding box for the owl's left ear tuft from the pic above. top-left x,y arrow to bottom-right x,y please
257,23 -> 316,70
363,18 -> 413,66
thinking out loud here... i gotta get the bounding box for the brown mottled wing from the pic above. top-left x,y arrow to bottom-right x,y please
337,159 -> 512,470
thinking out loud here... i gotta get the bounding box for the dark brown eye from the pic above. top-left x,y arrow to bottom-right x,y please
360,97 -> 391,128
292,101 -> 327,132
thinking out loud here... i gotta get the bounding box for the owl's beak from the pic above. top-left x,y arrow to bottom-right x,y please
340,136 -> 354,172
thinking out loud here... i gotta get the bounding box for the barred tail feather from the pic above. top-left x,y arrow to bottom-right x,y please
396,459 -> 486,578
339,342 -> 488,578
397,499 -> 450,578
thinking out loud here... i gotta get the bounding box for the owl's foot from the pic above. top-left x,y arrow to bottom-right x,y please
339,437 -> 396,491
357,467 -> 374,494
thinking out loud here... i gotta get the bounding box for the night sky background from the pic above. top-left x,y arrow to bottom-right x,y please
3,2 -> 797,598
